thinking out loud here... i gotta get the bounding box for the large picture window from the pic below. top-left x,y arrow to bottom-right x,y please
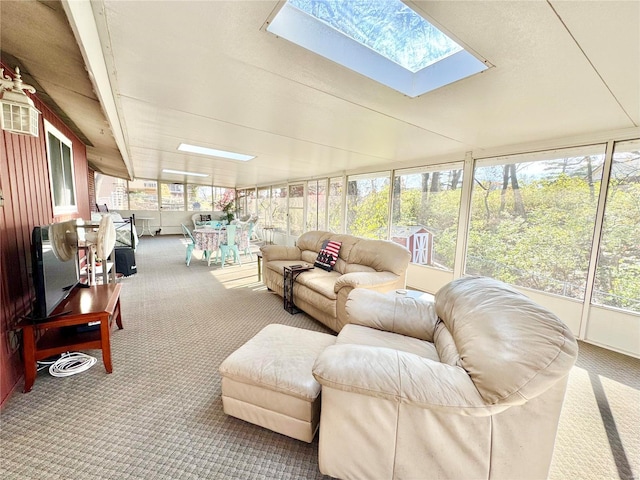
45,122 -> 77,215
593,140 -> 640,313
467,145 -> 606,299
392,164 -> 463,270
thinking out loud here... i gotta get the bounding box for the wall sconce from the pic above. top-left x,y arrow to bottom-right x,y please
0,67 -> 40,137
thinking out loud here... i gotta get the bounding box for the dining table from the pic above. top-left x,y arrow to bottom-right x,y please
193,225 -> 249,266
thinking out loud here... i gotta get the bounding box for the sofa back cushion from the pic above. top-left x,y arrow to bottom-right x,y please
434,276 -> 578,405
297,231 -> 410,276
297,231 -> 333,264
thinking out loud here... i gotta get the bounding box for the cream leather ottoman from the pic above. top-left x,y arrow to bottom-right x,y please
219,324 -> 336,442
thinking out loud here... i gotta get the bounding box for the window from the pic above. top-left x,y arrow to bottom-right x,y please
236,188 -> 257,220
246,188 -> 257,219
128,179 -> 158,210
95,173 -> 128,210
328,177 -> 343,233
307,179 -> 327,232
45,121 -> 77,215
593,140 -> 640,313
271,185 -> 288,233
187,185 -> 213,211
258,187 -> 271,226
267,0 -> 488,97
467,145 -> 606,299
392,165 -> 463,270
236,189 -> 247,218
288,183 -> 305,237
160,183 -> 185,211
346,172 -> 390,239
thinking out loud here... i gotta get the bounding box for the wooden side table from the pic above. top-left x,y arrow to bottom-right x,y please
17,283 -> 123,392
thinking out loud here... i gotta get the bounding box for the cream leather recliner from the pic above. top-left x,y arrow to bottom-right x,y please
312,277 -> 578,480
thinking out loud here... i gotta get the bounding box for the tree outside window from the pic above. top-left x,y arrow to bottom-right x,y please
346,172 -> 390,239
391,165 -> 463,270
328,177 -> 343,233
271,186 -> 287,233
188,185 -> 213,211
467,146 -> 606,299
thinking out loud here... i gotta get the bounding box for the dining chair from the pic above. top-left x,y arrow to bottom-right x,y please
182,224 -> 209,266
208,224 -> 225,266
242,222 -> 254,260
218,224 -> 241,268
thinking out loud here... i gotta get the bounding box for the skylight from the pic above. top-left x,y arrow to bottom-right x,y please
267,0 -> 489,97
177,143 -> 255,161
289,0 -> 462,72
162,169 -> 209,177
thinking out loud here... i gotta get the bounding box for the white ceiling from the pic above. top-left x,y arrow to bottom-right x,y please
4,1 -> 639,188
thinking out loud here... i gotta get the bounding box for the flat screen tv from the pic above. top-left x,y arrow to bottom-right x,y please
31,220 -> 80,320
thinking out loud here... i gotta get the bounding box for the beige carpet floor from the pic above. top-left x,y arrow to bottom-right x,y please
1,235 -> 638,479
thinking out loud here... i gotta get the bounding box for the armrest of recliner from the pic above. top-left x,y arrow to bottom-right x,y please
313,344 -> 509,416
343,288 -> 438,342
334,271 -> 400,292
260,245 -> 301,263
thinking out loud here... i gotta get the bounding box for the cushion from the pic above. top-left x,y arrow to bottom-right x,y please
314,240 -> 342,272
337,324 -> 440,362
200,214 -> 212,222
109,212 -> 124,222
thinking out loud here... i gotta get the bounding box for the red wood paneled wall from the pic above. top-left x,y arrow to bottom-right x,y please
0,64 -> 90,404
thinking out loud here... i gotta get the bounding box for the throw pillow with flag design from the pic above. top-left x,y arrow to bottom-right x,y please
314,240 -> 342,272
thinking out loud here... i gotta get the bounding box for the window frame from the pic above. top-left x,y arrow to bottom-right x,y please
45,120 -> 78,216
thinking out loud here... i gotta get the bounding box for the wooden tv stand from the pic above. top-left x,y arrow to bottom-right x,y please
18,283 -> 123,393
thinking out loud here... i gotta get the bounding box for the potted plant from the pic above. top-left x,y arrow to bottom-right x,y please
216,190 -> 236,224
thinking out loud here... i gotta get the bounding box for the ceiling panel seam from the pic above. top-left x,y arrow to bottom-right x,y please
229,58 -> 470,145
547,0 -> 637,127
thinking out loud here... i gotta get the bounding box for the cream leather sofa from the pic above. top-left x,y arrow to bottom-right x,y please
312,276 -> 578,480
260,231 -> 411,332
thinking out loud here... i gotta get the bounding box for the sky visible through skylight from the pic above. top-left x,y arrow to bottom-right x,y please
288,0 -> 463,72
